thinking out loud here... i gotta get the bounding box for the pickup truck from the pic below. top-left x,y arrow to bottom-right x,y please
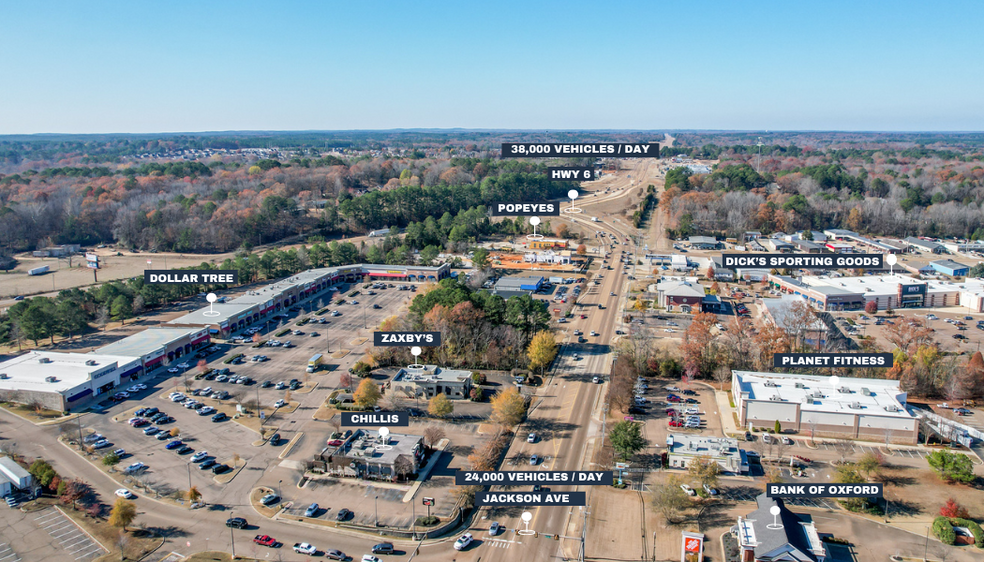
253,535 -> 276,547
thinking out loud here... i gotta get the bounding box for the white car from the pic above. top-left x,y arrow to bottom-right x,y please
527,433 -> 536,443
293,543 -> 317,555
453,533 -> 473,551
274,399 -> 287,408
666,386 -> 681,391
489,521 -> 501,536
362,556 -> 380,562
680,484 -> 695,496
115,488 -> 135,499
123,462 -> 146,474
177,363 -> 190,369
684,407 -> 699,415
197,406 -> 216,416
170,394 -> 186,402
167,367 -> 180,374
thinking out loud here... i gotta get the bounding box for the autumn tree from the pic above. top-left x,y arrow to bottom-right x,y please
186,486 -> 202,504
394,455 -> 414,480
687,455 -> 721,489
490,387 -> 526,427
60,478 -> 89,510
339,371 -> 353,389
753,322 -> 791,370
576,244 -> 587,255
428,394 -> 453,418
864,301 -> 878,315
721,316 -> 755,371
884,318 -> 936,356
354,378 -> 382,408
705,266 -> 715,279
650,476 -> 692,524
109,498 -> 137,531
939,498 -> 970,518
527,331 -> 558,376
681,312 -> 717,379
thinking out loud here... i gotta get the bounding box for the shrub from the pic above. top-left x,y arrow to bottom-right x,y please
933,516 -> 956,545
415,515 -> 440,526
939,498 -> 969,519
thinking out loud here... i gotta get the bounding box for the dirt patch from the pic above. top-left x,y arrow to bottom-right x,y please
185,552 -> 261,562
249,487 -> 282,519
0,402 -> 69,424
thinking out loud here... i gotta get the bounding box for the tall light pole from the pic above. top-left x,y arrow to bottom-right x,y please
278,479 -> 282,501
374,495 -> 379,527
229,512 -> 236,558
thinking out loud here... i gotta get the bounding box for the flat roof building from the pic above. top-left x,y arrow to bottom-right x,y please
930,259 -> 971,277
96,327 -> 209,371
391,364 -> 473,400
494,276 -> 544,292
666,434 -> 744,474
904,237 -> 945,254
319,429 -> 425,481
0,351 -> 142,412
731,371 -> 918,444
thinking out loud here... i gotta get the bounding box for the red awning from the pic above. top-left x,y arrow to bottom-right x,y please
191,335 -> 210,345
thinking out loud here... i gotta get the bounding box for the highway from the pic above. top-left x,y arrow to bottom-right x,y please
455,189 -> 645,562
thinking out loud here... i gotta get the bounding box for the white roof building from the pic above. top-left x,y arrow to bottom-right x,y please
0,351 -> 142,412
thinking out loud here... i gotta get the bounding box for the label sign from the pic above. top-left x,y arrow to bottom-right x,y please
767,483 -> 883,498
455,471 -> 612,486
547,167 -> 595,181
721,254 -> 884,269
373,331 -> 441,346
682,532 -> 704,562
340,412 -> 409,427
422,497 -> 434,506
144,270 -> 239,284
773,353 -> 894,368
501,143 -> 659,158
490,202 -> 560,216
474,491 -> 586,506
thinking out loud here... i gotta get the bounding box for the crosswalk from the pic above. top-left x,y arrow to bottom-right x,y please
487,538 -> 523,549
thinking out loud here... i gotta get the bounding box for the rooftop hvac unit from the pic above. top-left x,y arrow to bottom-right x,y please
884,405 -> 900,412
861,388 -> 872,396
806,396 -> 814,404
812,391 -> 824,398
0,373 -> 6,379
795,382 -> 804,389
849,402 -> 863,409
85,360 -> 97,366
770,395 -> 783,401
44,376 -> 57,383
838,386 -> 851,393
38,357 -> 51,364
764,381 -> 778,387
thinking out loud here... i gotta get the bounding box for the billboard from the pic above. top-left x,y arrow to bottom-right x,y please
85,253 -> 100,269
681,532 -> 704,562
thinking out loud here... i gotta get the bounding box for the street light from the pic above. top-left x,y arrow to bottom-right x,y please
374,495 -> 379,527
278,479 -> 282,501
229,512 -> 236,558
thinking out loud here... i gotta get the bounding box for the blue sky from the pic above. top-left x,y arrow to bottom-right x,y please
1,1 -> 982,133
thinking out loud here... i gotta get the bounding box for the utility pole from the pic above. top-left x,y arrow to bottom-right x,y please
578,505 -> 589,562
230,512 -> 236,558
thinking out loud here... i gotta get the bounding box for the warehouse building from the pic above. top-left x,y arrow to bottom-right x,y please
665,434 -> 745,474
391,364 -> 473,400
942,240 -> 984,254
688,236 -> 723,250
929,259 -> 971,277
731,371 -> 918,444
904,237 -> 945,254
96,327 -> 210,371
0,351 -> 142,412
768,273 -> 961,311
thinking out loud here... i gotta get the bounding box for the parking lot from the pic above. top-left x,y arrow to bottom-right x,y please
0,507 -> 106,562
628,379 -> 726,450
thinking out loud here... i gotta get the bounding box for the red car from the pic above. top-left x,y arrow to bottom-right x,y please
253,535 -> 276,547
668,420 -> 684,427
665,409 -> 677,416
666,396 -> 681,403
327,439 -> 343,447
580,315 -> 586,319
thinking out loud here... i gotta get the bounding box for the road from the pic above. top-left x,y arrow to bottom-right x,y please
456,195 -> 642,562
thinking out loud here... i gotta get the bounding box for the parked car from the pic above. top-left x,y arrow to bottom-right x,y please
261,493 -> 280,506
336,508 -> 352,521
703,484 -> 719,496
762,434 -> 774,444
165,440 -> 183,450
304,503 -> 319,517
115,489 -> 135,499
212,412 -> 228,422
680,484 -> 696,496
123,462 -> 147,475
253,535 -> 276,547
529,454 -> 539,465
199,459 -> 217,470
527,433 -> 536,443
211,464 -> 230,474
191,451 -> 208,463
325,550 -> 347,560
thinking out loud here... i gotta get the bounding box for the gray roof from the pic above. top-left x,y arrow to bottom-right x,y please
904,237 -> 942,249
745,494 -> 823,562
96,327 -> 203,358
931,259 -> 970,271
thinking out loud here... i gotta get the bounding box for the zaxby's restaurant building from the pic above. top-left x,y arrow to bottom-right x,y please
168,264 -> 450,337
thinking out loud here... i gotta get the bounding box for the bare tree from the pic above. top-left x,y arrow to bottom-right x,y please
832,440 -> 853,464
423,426 -> 446,449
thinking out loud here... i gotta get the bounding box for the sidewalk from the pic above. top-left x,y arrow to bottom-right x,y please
715,389 -> 741,435
402,438 -> 449,502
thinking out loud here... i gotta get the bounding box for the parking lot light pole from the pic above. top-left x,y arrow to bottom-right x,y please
229,512 -> 236,558
278,480 -> 282,501
186,462 -> 192,496
375,495 -> 379,527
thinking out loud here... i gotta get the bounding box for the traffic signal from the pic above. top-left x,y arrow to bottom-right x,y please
553,534 -> 559,541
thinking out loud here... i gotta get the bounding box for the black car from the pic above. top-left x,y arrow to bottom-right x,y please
372,542 -> 394,554
260,381 -> 273,388
204,372 -> 218,380
225,517 -> 248,529
212,464 -> 230,474
199,459 -> 217,470
175,445 -> 193,454
336,508 -> 352,521
212,412 -> 228,422
144,407 -> 159,417
682,390 -> 697,396
135,407 -> 148,417
289,382 -> 301,390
